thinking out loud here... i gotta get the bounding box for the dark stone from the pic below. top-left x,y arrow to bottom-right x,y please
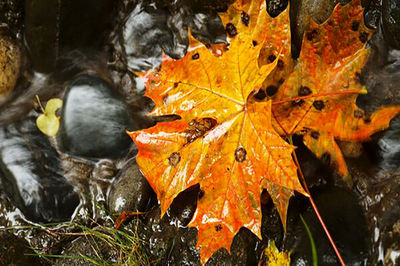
283,187 -> 370,265
121,1 -> 227,71
108,159 -> 156,214
121,3 -> 187,71
24,0 -> 58,73
205,248 -> 232,265
190,11 -> 226,46
55,234 -> 119,265
138,207 -> 201,265
0,231 -> 42,265
382,0 -> 400,49
59,0 -> 116,52
0,0 -> 24,34
231,227 -> 263,265
370,117 -> 400,170
164,184 -> 199,227
0,117 -> 80,223
356,31 -> 400,115
59,74 -> 135,160
266,0 -> 289,18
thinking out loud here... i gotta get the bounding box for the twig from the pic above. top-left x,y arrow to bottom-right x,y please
292,150 -> 346,266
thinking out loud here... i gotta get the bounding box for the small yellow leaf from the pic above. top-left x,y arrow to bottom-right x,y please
261,241 -> 290,266
36,97 -> 63,137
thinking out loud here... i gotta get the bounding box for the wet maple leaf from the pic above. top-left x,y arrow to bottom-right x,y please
270,0 -> 400,181
129,0 -> 306,263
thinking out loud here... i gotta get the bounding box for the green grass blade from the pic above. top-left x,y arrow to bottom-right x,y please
300,214 -> 318,266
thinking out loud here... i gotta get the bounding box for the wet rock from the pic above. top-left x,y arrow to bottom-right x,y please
108,159 -> 156,213
230,227 -> 263,265
382,0 -> 400,49
0,231 -> 42,265
59,0 -> 116,52
362,0 -> 381,29
261,190 -> 284,247
138,207 -> 201,265
266,0 -> 289,18
0,0 -> 24,34
283,186 -> 370,265
120,0 -> 226,71
205,248 -> 232,265
0,117 -> 80,223
0,28 -> 20,101
357,32 -> 400,114
56,233 -> 119,265
59,74 -> 136,160
134,186 -> 200,265
374,119 -> 400,171
24,0 -> 58,72
164,184 -> 199,227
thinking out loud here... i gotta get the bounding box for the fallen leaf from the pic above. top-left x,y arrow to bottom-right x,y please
270,0 -> 400,181
260,240 -> 290,265
36,96 -> 63,137
129,0 -> 306,262
128,0 -> 400,263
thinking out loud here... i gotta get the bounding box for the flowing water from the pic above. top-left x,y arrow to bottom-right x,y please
0,0 -> 400,265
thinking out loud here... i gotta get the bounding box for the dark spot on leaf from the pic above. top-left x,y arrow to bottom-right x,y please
186,118 -> 217,143
351,21 -> 360,31
278,78 -> 285,85
268,54 -> 277,62
321,152 -> 331,165
292,99 -> 305,106
215,224 -> 222,232
241,11 -> 250,26
198,189 -> 205,199
266,85 -> 278,96
354,109 -> 364,118
364,116 -> 371,124
313,100 -> 325,110
192,53 -> 200,60
310,131 -> 320,139
168,152 -> 181,167
235,147 -> 247,163
359,31 -> 369,43
254,89 -> 267,100
174,82 -> 179,88
277,59 -> 284,69
226,23 -> 237,37
252,40 -> 258,47
298,86 -> 312,96
306,29 -> 318,41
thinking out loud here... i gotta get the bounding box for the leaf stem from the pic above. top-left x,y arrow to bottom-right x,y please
272,90 -> 363,105
292,150 -> 346,266
35,95 -> 46,113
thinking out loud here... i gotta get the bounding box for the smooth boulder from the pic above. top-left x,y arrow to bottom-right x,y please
60,74 -> 135,160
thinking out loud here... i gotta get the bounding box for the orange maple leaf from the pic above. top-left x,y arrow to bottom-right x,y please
128,0 -> 400,263
128,0 -> 306,263
268,0 -> 400,182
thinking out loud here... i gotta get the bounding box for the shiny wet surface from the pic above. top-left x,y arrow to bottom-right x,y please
0,0 -> 400,265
